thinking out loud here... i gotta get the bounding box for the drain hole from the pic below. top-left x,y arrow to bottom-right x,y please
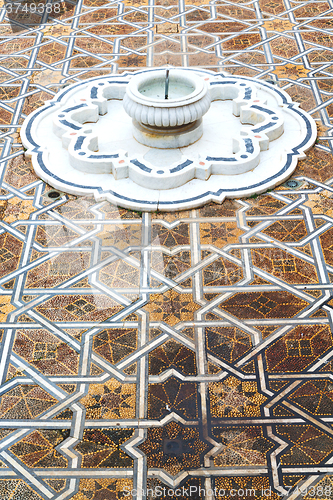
264,78 -> 278,85
283,179 -> 302,189
46,190 -> 62,199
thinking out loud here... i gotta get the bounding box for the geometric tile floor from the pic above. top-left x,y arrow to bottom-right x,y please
1,0 -> 333,499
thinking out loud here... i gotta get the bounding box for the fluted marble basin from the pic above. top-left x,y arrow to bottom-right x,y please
123,69 -> 211,148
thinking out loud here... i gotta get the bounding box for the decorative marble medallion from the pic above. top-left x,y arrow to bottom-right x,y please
21,68 -> 317,211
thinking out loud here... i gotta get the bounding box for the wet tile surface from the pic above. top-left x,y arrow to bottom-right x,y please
1,0 -> 333,498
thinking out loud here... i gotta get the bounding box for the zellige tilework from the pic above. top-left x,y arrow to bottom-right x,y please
1,0 -> 333,499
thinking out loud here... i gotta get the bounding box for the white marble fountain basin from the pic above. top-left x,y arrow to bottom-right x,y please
20,68 -> 317,212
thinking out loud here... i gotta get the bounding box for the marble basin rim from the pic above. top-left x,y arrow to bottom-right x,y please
125,68 -> 209,107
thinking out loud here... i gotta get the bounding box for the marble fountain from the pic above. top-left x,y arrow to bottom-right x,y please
21,68 -> 317,211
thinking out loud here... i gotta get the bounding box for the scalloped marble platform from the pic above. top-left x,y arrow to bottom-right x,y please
21,68 -> 317,212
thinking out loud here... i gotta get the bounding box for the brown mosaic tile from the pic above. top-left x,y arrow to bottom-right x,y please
198,199 -> 239,217
0,70 -> 16,83
74,70 -> 112,81
0,295 -> 15,320
269,36 -> 300,59
70,479 -> 134,500
188,51 -> 221,68
203,257 -> 244,286
35,225 -> 81,247
21,90 -> 55,115
150,249 -> 191,280
0,385 -> 57,419
226,51 -> 268,77
99,260 -> 140,288
256,325 -> 280,340
97,223 -> 141,248
241,361 -> 256,374
201,19 -> 252,33
1,55 -> 30,70
263,19 -> 295,33
273,62 -> 308,81
79,8 -> 120,24
148,377 -> 197,419
36,294 -> 123,322
289,380 -> 333,416
9,429 -> 69,468
251,248 -> 319,284
13,329 -> 79,375
304,191 -> 333,216
219,291 -> 309,319
149,339 -> 196,375
259,0 -> 288,14
37,42 -> 67,64
285,84 -> 318,113
153,6 -> 180,18
81,379 -> 136,419
44,479 -> 66,492
25,252 -> 91,288
0,86 -> 20,101
144,289 -> 200,326
273,404 -> 294,417
278,424 -> 333,465
152,52 -> 183,66
41,24 -> 72,38
200,220 -> 243,246
139,421 -> 209,475
293,1 -> 331,18
118,35 -> 148,54
214,477 -> 281,500
153,39 -> 184,61
151,209 -> 190,221
70,54 -> 105,69
245,194 -> 287,216
2,196 -> 36,223
0,38 -> 34,53
121,8 -> 149,23
301,475 -> 333,500
214,4 -> 256,19
319,227 -> 333,266
265,325 -> 333,372
313,76 -> 333,96
0,232 -> 23,278
206,326 -> 252,363
5,364 -> 24,381
92,327 -> 138,364
4,154 -> 38,189
0,480 -> 44,500
75,429 -> 134,468
209,377 -> 267,418
155,21 -> 179,33
146,478 -> 201,500
223,33 -> 262,51
213,426 -> 273,466
151,221 -> 190,246
0,108 -> 14,125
